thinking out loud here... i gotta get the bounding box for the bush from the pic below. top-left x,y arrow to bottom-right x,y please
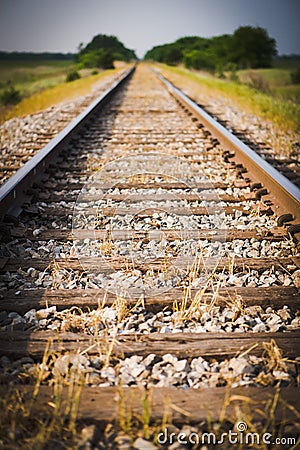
97,49 -> 114,69
246,72 -> 270,92
1,84 -> 21,105
91,69 -> 98,75
183,49 -> 215,71
224,62 -> 238,81
215,64 -> 225,78
78,49 -> 114,70
65,70 -> 81,82
291,68 -> 300,84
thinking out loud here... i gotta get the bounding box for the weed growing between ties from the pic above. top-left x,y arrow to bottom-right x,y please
1,364 -> 299,449
0,344 -> 83,449
0,295 -> 299,447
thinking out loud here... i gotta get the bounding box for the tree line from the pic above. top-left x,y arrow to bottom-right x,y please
0,35 -> 137,71
0,52 -> 75,61
144,26 -> 277,72
77,34 -> 137,69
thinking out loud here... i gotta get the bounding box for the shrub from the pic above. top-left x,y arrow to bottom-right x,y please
91,69 -> 98,75
224,62 -> 238,81
1,84 -> 21,105
78,49 -> 114,70
246,72 -> 270,92
291,68 -> 300,84
215,64 -> 225,78
65,70 -> 81,82
183,49 -> 215,71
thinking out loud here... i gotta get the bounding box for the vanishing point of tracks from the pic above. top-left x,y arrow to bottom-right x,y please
0,64 -> 300,448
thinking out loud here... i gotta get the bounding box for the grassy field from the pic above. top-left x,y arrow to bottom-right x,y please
0,59 -> 126,123
0,59 -> 75,103
237,67 -> 300,103
1,59 -> 299,133
159,64 -> 300,134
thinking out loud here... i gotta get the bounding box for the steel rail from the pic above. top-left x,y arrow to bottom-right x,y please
0,66 -> 136,219
155,70 -> 300,223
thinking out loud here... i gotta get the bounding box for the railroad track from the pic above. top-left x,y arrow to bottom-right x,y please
0,63 -> 300,448
0,67 -> 130,188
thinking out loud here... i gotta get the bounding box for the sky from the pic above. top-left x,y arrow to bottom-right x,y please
0,0 -> 299,58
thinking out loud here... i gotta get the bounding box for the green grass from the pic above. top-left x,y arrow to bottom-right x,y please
238,68 -> 292,86
0,59 -> 74,83
0,59 -> 75,103
272,85 -> 300,103
237,67 -> 300,104
158,64 -> 300,133
0,59 -> 130,123
0,67 -> 121,123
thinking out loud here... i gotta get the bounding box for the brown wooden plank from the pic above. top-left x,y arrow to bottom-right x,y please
1,287 -> 299,314
43,180 -> 251,192
40,179 -> 248,192
0,330 -> 299,359
97,181 -> 236,190
21,227 -> 287,242
0,256 -> 298,273
37,192 -> 254,203
41,205 -> 252,216
42,180 -> 232,191
2,385 -> 298,424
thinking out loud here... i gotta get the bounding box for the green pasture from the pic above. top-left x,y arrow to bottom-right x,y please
160,64 -> 300,133
237,67 -> 300,103
0,59 -> 75,106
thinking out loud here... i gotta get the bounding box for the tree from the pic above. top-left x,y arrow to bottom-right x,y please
79,49 -> 114,69
144,27 -> 277,71
66,70 -> 81,82
164,45 -> 182,65
183,49 -> 214,71
1,82 -> 21,105
291,68 -> 300,84
144,44 -> 167,62
79,34 -> 136,62
229,26 -> 277,68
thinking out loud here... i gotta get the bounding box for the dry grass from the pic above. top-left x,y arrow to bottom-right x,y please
165,64 -> 300,131
218,386 -> 299,450
0,344 -> 83,449
0,67 -> 125,124
97,230 -> 115,256
224,292 -> 246,317
1,334 -> 299,449
2,383 -> 298,449
172,252 -> 222,322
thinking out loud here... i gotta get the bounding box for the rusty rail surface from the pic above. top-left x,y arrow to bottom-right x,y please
155,70 -> 300,223
0,66 -> 135,219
